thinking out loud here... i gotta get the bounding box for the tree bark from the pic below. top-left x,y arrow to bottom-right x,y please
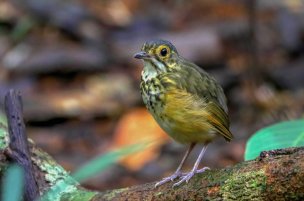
4,90 -> 39,201
0,91 -> 303,201
94,147 -> 304,201
0,135 -> 303,201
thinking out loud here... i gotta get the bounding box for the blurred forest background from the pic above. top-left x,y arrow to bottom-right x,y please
0,0 -> 304,191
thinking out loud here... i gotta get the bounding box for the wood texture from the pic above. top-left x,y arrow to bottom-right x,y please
93,147 -> 304,201
4,90 -> 39,201
1,90 -> 303,201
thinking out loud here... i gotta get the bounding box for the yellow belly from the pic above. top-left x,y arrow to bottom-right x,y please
151,89 -> 217,144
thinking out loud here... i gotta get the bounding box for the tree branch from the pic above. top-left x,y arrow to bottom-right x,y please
94,147 -> 304,200
4,90 -> 39,201
0,91 -> 303,200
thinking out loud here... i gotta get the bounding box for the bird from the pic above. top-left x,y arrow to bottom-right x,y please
134,39 -> 233,187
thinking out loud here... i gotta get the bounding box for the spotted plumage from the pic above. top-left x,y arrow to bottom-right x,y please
134,39 -> 233,187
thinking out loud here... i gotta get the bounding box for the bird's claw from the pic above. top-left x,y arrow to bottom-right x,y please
155,167 -> 210,188
195,166 -> 210,173
173,167 -> 210,187
154,171 -> 182,188
172,172 -> 194,187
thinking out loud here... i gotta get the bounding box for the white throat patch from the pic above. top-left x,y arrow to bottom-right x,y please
141,59 -> 166,82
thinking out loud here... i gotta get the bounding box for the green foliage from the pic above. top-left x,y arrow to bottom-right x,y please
245,119 -> 304,161
1,164 -> 24,201
0,109 -> 149,200
41,142 -> 149,201
0,113 -> 9,150
11,17 -> 35,41
0,112 -> 7,126
72,142 -> 149,182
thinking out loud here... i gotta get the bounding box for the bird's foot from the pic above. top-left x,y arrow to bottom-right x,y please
155,171 -> 182,188
173,167 -> 210,187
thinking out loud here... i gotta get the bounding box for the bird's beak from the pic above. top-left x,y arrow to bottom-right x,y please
134,51 -> 150,59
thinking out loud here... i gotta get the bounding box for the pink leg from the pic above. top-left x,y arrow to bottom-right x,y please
155,143 -> 195,187
173,144 -> 209,187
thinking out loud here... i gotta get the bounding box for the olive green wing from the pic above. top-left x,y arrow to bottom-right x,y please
184,63 -> 228,112
184,63 -> 232,141
186,69 -> 233,141
158,67 -> 233,141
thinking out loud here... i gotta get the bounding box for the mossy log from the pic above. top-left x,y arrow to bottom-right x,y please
0,128 -> 303,201
0,90 -> 303,200
95,147 -> 304,201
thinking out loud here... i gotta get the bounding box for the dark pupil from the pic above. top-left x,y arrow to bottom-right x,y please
160,48 -> 168,57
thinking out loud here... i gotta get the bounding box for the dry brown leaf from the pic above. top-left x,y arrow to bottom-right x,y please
111,108 -> 169,171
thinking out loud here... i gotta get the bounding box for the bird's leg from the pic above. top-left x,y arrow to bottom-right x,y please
173,144 -> 209,187
155,143 -> 195,188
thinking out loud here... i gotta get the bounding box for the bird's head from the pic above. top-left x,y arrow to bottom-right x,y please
134,39 -> 180,73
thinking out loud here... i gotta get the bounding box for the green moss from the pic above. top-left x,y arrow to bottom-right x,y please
155,191 -> 164,196
31,147 -> 86,201
60,189 -> 97,201
31,147 -> 73,186
0,122 -> 9,150
61,189 -> 97,201
40,178 -> 78,201
102,188 -> 129,200
221,169 -> 266,200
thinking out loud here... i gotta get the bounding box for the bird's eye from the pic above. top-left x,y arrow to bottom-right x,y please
160,48 -> 168,57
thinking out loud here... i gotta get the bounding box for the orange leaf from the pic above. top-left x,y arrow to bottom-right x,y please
111,108 -> 169,171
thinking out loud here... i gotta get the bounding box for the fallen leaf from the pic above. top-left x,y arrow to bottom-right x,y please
111,108 -> 169,171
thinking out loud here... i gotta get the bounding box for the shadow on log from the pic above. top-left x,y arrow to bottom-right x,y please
0,90 -> 303,200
